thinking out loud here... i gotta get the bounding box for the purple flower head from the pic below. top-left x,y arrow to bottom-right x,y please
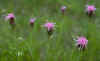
5,13 -> 15,21
29,18 -> 36,27
30,18 -> 35,23
5,13 -> 15,25
61,6 -> 67,13
44,22 -> 55,31
76,36 -> 88,50
87,5 -> 96,12
86,5 -> 96,16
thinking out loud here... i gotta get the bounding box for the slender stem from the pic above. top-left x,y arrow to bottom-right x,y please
14,0 -> 17,13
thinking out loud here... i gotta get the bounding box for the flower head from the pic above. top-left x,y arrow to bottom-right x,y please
86,5 -> 96,17
86,5 -> 96,12
76,36 -> 88,50
5,13 -> 15,21
29,18 -> 36,27
44,22 -> 55,31
61,6 -> 67,13
5,13 -> 16,26
30,18 -> 35,23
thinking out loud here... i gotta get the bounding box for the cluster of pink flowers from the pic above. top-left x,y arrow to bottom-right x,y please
5,13 -> 56,32
5,4 -> 93,50
76,36 -> 88,50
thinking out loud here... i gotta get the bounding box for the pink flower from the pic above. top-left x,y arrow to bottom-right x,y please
86,5 -> 96,16
76,36 -> 88,50
29,18 -> 36,27
30,18 -> 35,23
87,5 -> 96,11
44,22 -> 55,31
61,6 -> 67,13
5,13 -> 15,21
5,13 -> 15,25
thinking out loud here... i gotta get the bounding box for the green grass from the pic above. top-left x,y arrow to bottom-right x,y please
0,0 -> 100,61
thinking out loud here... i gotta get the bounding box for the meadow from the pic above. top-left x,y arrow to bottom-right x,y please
0,0 -> 100,61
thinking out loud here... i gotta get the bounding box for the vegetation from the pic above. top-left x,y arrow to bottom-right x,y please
0,0 -> 100,61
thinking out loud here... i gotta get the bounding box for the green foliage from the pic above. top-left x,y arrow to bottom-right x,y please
0,0 -> 99,61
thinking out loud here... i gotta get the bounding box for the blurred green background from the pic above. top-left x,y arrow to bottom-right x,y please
0,0 -> 100,61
